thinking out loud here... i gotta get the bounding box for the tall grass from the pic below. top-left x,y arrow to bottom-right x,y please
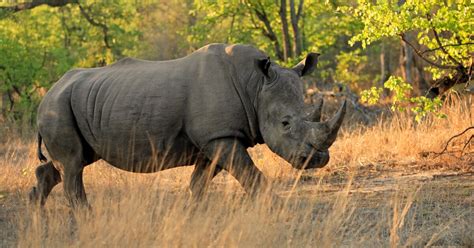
1,96 -> 472,247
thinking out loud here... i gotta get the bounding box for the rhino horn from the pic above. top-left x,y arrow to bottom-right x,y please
309,97 -> 324,122
309,100 -> 347,149
324,100 -> 347,147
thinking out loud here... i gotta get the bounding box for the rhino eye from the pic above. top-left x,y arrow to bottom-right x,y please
281,120 -> 290,130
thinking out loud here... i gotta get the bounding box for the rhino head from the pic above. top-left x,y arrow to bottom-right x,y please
255,54 -> 346,169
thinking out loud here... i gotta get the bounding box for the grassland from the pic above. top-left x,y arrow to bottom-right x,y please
0,97 -> 473,247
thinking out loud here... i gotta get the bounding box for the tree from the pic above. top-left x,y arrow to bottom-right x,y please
0,0 -> 77,12
290,0 -> 304,57
190,0 -> 311,62
189,1 -> 363,67
0,1 -> 144,119
346,0 -> 473,98
350,0 -> 473,121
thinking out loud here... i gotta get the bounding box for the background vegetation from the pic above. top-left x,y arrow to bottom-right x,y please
0,0 -> 472,125
0,1 -> 472,247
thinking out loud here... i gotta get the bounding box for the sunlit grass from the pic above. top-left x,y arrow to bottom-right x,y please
0,96 -> 473,247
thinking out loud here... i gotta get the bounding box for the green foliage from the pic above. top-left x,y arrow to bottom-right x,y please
0,2 -> 143,119
383,76 -> 413,111
189,1 -> 361,60
189,0 -> 366,89
0,0 -> 469,125
360,87 -> 383,105
345,0 -> 473,77
304,2 -> 362,55
189,0 -> 278,57
0,6 -> 71,119
361,76 -> 445,122
334,49 -> 370,90
349,1 -> 472,121
410,96 -> 446,122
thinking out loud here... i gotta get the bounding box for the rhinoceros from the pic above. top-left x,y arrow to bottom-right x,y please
29,43 -> 346,208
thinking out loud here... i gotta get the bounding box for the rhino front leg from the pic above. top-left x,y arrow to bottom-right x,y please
201,139 -> 270,197
189,157 -> 222,200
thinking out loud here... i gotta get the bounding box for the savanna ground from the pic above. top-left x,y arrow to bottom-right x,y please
0,97 -> 473,247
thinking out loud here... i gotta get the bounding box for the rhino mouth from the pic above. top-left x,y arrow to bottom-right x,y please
298,156 -> 311,168
294,149 -> 329,170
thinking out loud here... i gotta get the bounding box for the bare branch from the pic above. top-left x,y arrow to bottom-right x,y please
0,0 -> 77,12
296,0 -> 303,21
425,13 -> 466,69
78,3 -> 111,49
431,28 -> 465,68
461,135 -> 473,156
421,42 -> 474,54
249,2 -> 284,60
430,126 -> 474,158
399,34 -> 457,70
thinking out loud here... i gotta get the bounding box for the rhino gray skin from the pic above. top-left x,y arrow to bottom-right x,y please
29,44 -> 346,208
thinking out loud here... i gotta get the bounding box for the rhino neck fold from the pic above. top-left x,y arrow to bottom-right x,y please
220,57 -> 264,146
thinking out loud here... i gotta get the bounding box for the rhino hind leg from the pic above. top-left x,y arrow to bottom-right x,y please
29,161 -> 61,206
38,117 -> 96,209
51,138 -> 93,209
189,158 -> 222,200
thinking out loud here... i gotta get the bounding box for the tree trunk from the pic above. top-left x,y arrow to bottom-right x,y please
279,0 -> 292,61
400,32 -> 432,95
379,41 -> 391,96
251,5 -> 284,60
400,36 -> 413,84
412,55 -> 429,95
426,66 -> 471,99
289,0 -> 303,57
186,0 -> 196,27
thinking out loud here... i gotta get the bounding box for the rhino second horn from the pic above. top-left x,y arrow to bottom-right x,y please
310,97 -> 324,122
324,100 -> 347,146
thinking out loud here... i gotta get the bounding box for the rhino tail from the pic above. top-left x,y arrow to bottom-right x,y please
37,133 -> 48,163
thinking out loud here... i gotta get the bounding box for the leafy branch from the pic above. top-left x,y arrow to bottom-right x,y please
399,34 -> 456,70
0,0 -> 77,13
361,76 -> 446,122
427,14 -> 465,69
78,3 -> 111,50
421,42 -> 474,55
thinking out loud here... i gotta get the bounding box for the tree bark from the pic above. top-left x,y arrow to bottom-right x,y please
289,0 -> 303,57
400,35 -> 413,84
379,41 -> 391,96
251,4 -> 284,60
412,55 -> 429,94
279,0 -> 292,61
426,65 -> 471,99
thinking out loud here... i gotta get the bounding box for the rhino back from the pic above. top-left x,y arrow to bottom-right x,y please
39,46 -> 255,170
67,58 -> 194,167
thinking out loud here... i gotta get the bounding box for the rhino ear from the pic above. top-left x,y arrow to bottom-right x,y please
292,53 -> 320,77
254,57 -> 274,80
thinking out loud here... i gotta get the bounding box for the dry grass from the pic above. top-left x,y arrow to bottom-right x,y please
1,97 -> 473,247
331,95 -> 473,170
